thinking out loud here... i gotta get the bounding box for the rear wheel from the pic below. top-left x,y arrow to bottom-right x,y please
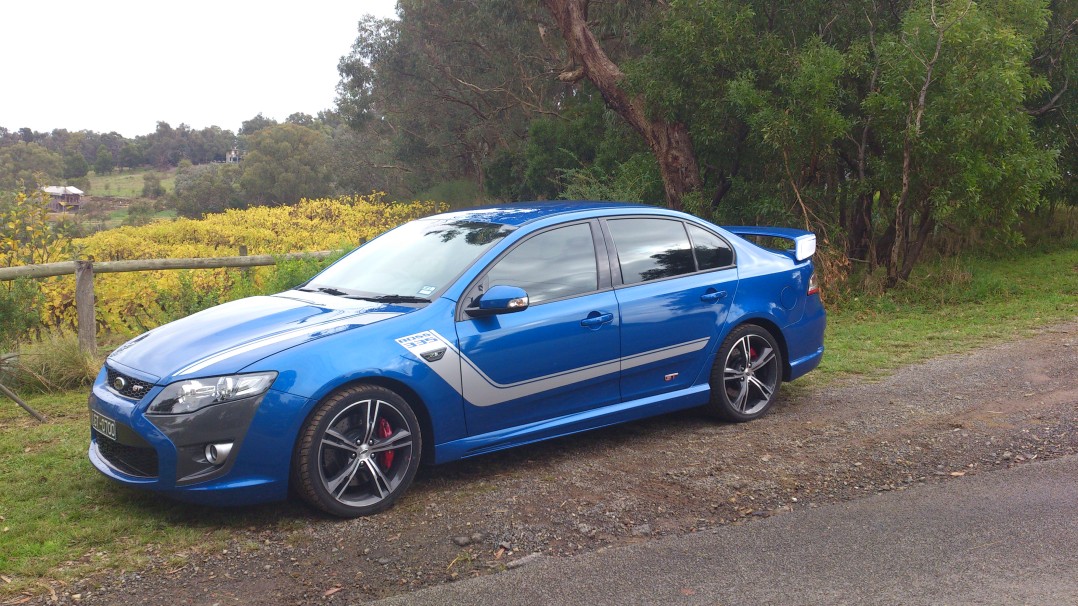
292,384 -> 421,517
707,325 -> 782,422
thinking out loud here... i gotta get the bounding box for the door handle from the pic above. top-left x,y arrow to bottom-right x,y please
580,312 -> 614,328
700,289 -> 727,303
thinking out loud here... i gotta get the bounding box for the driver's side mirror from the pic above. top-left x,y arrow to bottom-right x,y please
466,285 -> 529,317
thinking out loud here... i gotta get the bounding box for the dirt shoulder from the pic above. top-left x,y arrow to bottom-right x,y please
26,323 -> 1078,605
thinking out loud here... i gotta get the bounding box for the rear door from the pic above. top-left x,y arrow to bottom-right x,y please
604,218 -> 738,402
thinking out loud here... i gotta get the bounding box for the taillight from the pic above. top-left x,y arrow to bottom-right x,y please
807,271 -> 820,296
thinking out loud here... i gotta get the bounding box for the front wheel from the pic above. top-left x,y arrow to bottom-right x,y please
706,325 -> 783,422
292,384 -> 421,517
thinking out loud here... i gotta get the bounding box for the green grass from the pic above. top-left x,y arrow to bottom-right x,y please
88,168 -> 175,198
813,245 -> 1078,384
1,242 -> 1076,596
103,208 -> 177,228
0,392 -> 307,597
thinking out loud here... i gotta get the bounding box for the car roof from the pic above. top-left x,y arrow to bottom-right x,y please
431,201 -> 653,227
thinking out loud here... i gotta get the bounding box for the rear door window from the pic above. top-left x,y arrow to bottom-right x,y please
607,218 -> 695,285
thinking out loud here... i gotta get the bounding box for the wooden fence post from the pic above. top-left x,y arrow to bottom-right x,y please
74,260 -> 97,355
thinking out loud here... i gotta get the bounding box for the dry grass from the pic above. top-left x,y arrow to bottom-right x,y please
8,332 -> 102,393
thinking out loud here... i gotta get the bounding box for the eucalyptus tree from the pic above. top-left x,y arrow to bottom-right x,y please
238,123 -> 333,206
336,1 -> 569,195
0,142 -> 62,189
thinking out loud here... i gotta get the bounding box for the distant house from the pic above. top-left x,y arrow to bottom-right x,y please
226,146 -> 243,163
42,185 -> 84,212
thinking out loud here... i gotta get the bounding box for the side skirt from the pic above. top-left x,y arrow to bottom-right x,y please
432,384 -> 711,464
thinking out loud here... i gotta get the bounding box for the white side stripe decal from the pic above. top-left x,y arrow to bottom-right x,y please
397,330 -> 709,407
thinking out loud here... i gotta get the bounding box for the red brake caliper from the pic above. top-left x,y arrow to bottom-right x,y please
376,418 -> 394,469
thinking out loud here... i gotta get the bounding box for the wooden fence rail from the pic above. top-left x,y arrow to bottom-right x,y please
0,250 -> 335,354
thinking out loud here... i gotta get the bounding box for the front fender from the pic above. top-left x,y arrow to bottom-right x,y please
242,299 -> 467,452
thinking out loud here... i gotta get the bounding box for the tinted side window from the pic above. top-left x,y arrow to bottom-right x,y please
485,223 -> 598,305
687,224 -> 734,270
608,218 -> 694,285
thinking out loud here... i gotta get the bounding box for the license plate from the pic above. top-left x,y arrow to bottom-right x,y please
91,410 -> 117,441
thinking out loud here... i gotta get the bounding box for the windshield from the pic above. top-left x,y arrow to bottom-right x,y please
306,218 -> 513,300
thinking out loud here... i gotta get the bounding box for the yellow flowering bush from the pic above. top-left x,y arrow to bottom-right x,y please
36,194 -> 446,337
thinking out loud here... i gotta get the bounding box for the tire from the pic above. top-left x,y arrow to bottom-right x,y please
706,324 -> 783,422
292,384 -> 421,517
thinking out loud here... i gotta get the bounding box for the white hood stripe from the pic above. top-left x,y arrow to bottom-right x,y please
177,313 -> 400,376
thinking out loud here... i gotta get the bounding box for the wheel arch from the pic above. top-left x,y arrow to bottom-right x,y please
728,316 -> 792,382
292,376 -> 438,467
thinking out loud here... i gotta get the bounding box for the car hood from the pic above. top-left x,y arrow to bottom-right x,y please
107,290 -> 410,383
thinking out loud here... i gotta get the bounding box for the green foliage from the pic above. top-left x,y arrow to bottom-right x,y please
119,142 -> 144,169
173,163 -> 241,217
0,279 -> 41,350
286,112 -> 315,127
560,152 -> 664,203
151,270 -> 225,320
122,200 -> 156,227
1029,0 -> 1076,208
0,189 -> 73,348
336,2 -> 560,195
141,171 -> 165,198
0,142 -> 62,190
416,180 -> 486,209
225,252 -> 346,302
239,123 -> 332,205
0,189 -> 72,266
485,93 -> 655,203
863,0 -> 1058,274
92,144 -> 115,175
239,112 -> 278,135
602,0 -> 1064,279
62,152 -> 89,180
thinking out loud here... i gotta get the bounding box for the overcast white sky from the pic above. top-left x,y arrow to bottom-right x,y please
1,0 -> 398,138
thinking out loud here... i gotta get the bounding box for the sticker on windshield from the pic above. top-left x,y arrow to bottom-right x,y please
418,286 -> 436,296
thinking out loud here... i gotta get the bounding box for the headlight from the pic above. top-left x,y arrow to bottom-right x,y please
147,372 -> 277,415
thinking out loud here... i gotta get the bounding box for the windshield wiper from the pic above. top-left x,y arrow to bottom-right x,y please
350,294 -> 432,304
298,286 -> 349,296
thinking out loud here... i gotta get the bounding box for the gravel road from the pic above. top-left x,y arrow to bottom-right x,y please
23,323 -> 1078,605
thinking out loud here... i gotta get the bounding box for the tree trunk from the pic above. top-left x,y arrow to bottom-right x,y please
542,0 -> 702,210
886,0 -> 965,287
847,192 -> 874,263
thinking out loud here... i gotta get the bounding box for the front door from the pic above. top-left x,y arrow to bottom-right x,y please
455,221 -> 621,436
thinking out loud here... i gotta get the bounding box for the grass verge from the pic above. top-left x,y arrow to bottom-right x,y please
0,392 -> 308,598
814,245 -> 1078,385
0,242 -> 1075,597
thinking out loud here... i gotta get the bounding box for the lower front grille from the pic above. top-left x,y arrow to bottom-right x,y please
96,433 -> 159,478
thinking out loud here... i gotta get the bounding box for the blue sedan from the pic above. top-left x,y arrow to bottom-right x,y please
88,202 -> 825,517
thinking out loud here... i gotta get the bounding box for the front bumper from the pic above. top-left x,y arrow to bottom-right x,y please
87,364 -> 308,506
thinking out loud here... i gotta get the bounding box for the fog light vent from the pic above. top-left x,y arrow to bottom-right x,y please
205,442 -> 233,465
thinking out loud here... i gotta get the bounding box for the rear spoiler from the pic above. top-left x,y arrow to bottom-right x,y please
724,226 -> 817,262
